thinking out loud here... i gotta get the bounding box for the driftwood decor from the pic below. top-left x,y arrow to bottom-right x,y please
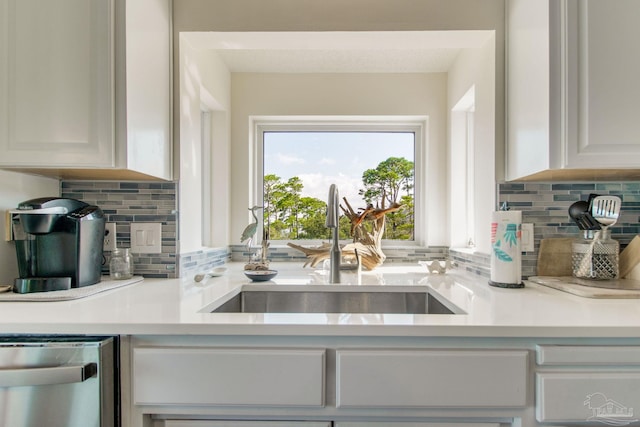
288,197 -> 402,270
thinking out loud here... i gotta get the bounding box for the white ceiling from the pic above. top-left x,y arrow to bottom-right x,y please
181,31 -> 495,73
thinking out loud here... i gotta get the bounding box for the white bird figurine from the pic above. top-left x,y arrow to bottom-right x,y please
240,205 -> 263,250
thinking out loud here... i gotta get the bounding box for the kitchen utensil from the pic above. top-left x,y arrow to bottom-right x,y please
572,229 -> 619,279
572,196 -> 622,280
591,195 -> 622,229
568,201 -> 601,230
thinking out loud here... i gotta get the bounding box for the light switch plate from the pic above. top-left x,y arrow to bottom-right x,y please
130,223 -> 162,254
521,223 -> 534,252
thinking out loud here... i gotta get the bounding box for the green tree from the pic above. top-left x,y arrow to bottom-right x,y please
263,157 -> 415,241
360,157 -> 414,209
388,194 -> 414,240
274,177 -> 304,239
359,157 -> 414,240
297,197 -> 330,239
263,174 -> 282,239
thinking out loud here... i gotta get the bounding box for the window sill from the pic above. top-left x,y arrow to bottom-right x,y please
449,247 -> 478,254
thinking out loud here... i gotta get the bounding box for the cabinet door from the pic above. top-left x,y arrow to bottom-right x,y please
536,372 -> 640,423
133,347 -> 325,407
0,0 -> 114,167
119,0 -> 172,179
164,422 -> 331,427
336,349 -> 528,408
336,424 -> 501,427
506,0 -> 555,180
565,0 -> 640,168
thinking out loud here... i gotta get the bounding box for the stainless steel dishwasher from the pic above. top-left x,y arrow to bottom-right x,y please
0,335 -> 118,427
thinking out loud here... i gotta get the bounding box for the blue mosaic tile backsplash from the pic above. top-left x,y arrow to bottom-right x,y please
61,181 -> 179,278
60,179 -> 640,280
229,244 -> 449,265
499,181 -> 640,278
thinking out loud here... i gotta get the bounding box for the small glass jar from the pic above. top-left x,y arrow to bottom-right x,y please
109,248 -> 133,280
572,229 -> 619,280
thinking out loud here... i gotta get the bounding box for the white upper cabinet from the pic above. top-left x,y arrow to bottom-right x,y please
0,0 -> 114,168
506,0 -> 640,181
116,0 -> 172,180
0,0 -> 172,180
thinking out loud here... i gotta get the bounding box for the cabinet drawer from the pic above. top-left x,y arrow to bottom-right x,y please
336,349 -> 528,408
335,423 -> 501,427
165,422 -> 331,427
537,345 -> 640,365
133,347 -> 325,407
536,372 -> 640,423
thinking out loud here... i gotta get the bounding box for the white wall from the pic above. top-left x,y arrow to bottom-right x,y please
231,73 -> 448,246
448,36 -> 496,253
174,0 -> 505,35
178,37 -> 231,253
173,0 -> 505,249
0,171 -> 59,283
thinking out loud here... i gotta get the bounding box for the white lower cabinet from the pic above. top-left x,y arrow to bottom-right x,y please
129,340 -> 530,427
336,349 -> 528,408
162,422 -> 498,427
537,372 -> 640,423
128,338 -> 640,427
535,345 -> 640,424
133,347 -> 326,407
163,422 -> 331,427
335,424 -> 501,427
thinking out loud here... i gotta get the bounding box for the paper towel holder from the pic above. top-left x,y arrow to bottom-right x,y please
489,209 -> 525,289
489,279 -> 524,288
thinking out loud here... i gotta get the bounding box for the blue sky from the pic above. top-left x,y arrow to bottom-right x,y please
264,132 -> 414,208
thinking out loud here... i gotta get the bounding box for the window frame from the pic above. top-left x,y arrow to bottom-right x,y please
450,86 -> 476,249
201,110 -> 212,247
251,116 -> 428,247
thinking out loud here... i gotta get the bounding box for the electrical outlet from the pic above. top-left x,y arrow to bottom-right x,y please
521,223 -> 534,252
103,223 -> 117,252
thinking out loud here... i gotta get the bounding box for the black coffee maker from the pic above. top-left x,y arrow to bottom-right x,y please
12,197 -> 105,293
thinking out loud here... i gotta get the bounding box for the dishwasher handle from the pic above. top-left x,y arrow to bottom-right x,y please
0,363 -> 97,387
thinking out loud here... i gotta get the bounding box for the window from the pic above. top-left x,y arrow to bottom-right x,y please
201,110 -> 212,247
450,86 -> 476,248
253,117 -> 427,245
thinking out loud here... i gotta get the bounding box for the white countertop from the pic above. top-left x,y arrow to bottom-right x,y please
1,262 -> 639,337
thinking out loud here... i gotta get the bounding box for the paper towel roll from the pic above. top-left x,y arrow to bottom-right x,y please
489,210 -> 524,288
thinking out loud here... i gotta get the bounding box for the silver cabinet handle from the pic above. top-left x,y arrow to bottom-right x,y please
0,363 -> 97,387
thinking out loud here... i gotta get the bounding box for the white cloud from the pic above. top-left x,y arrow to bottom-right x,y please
277,153 -> 305,165
298,173 -> 366,208
318,157 -> 336,165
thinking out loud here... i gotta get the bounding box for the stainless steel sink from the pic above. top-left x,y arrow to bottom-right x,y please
209,288 -> 463,314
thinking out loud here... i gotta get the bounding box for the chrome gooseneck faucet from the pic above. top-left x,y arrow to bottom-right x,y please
326,184 -> 341,283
